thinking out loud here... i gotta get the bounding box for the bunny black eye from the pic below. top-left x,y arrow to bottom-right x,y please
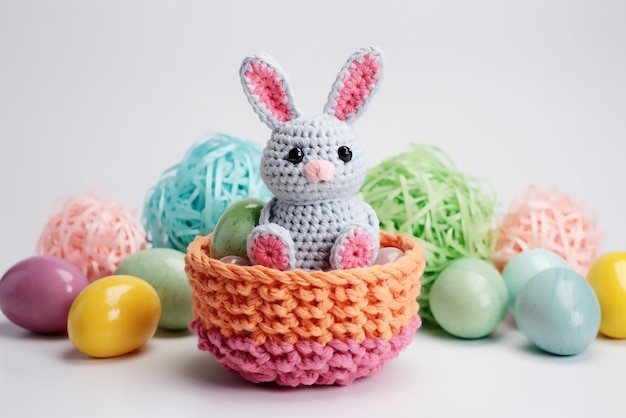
287,147 -> 304,164
337,146 -> 352,162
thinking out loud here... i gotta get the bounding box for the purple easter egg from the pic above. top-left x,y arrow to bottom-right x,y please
0,255 -> 89,333
220,255 -> 251,266
374,247 -> 405,265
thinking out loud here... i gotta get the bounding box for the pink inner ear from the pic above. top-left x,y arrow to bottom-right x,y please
245,61 -> 292,123
334,54 -> 381,121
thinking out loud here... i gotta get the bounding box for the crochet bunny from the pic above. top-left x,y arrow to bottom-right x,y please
240,47 -> 383,271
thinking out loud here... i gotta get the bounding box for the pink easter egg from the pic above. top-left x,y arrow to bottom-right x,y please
0,255 -> 89,333
374,247 -> 405,265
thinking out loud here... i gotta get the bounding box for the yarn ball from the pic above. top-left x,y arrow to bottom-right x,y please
37,193 -> 148,281
493,186 -> 602,276
143,133 -> 273,252
360,144 -> 497,323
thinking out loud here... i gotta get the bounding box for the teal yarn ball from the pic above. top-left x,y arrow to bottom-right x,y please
143,133 -> 273,252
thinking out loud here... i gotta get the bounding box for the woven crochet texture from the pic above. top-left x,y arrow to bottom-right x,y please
190,316 -> 421,387
186,231 -> 424,386
240,47 -> 384,271
186,231 -> 424,346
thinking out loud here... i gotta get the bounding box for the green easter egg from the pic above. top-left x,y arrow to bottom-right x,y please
210,198 -> 265,260
115,248 -> 191,331
430,257 -> 508,339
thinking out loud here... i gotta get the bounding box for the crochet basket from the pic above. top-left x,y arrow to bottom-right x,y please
185,231 -> 425,387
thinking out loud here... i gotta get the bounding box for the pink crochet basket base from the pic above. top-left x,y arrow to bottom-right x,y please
190,315 -> 421,387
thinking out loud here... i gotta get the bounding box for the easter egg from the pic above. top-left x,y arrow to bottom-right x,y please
0,255 -> 89,333
210,198 -> 264,260
374,247 -> 404,265
586,252 -> 626,338
430,258 -> 508,339
115,248 -> 191,331
67,275 -> 161,358
502,249 -> 570,315
220,255 -> 251,266
515,267 -> 600,355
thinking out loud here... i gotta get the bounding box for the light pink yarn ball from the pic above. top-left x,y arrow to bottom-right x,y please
37,193 -> 148,281
493,186 -> 602,276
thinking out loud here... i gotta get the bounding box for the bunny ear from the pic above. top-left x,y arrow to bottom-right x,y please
324,47 -> 384,124
240,54 -> 300,129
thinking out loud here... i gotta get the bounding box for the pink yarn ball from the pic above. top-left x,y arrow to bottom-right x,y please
36,193 -> 148,281
493,186 -> 602,276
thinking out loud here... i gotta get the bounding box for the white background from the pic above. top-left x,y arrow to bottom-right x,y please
1,1 -> 625,417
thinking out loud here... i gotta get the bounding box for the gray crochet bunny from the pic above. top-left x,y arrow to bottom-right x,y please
240,47 -> 383,271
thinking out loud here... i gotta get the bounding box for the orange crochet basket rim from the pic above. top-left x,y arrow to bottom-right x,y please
185,230 -> 425,386
186,230 -> 423,282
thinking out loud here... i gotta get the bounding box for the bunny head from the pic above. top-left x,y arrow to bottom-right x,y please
240,47 -> 383,202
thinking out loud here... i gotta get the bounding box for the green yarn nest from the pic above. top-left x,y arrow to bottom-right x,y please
360,144 -> 497,323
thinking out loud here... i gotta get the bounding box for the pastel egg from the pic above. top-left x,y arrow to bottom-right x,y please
0,255 -> 89,333
502,249 -> 570,316
220,255 -> 251,266
210,198 -> 264,260
430,257 -> 508,339
67,275 -> 161,358
374,247 -> 404,265
515,267 -> 600,356
586,252 -> 626,338
115,248 -> 191,331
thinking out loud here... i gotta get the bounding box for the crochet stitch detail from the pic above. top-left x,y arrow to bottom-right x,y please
186,231 -> 424,346
251,233 -> 290,271
245,60 -> 292,123
240,54 -> 300,130
240,47 -> 384,271
334,229 -> 375,269
303,159 -> 335,181
190,315 -> 421,387
332,53 -> 382,122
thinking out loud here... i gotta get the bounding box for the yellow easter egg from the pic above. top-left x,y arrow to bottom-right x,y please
586,252 -> 626,339
67,275 -> 161,358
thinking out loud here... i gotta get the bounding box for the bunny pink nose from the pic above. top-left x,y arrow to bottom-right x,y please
303,160 -> 335,181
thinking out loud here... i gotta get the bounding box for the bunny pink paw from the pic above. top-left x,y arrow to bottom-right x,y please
330,225 -> 379,270
247,224 -> 295,271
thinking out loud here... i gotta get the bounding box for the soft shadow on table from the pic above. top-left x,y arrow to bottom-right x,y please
178,352 -> 352,393
153,328 -> 193,339
417,321 -> 506,345
596,333 -> 626,345
179,352 -> 266,389
517,340 -> 594,364
59,342 -> 156,363
0,321 -> 67,341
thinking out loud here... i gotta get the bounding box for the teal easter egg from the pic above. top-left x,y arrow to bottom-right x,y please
210,198 -> 264,260
515,267 -> 600,356
502,249 -> 570,316
115,248 -> 191,331
430,257 -> 508,339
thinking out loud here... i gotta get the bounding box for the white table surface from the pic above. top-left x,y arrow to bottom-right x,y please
1,312 -> 625,418
1,1 -> 625,417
